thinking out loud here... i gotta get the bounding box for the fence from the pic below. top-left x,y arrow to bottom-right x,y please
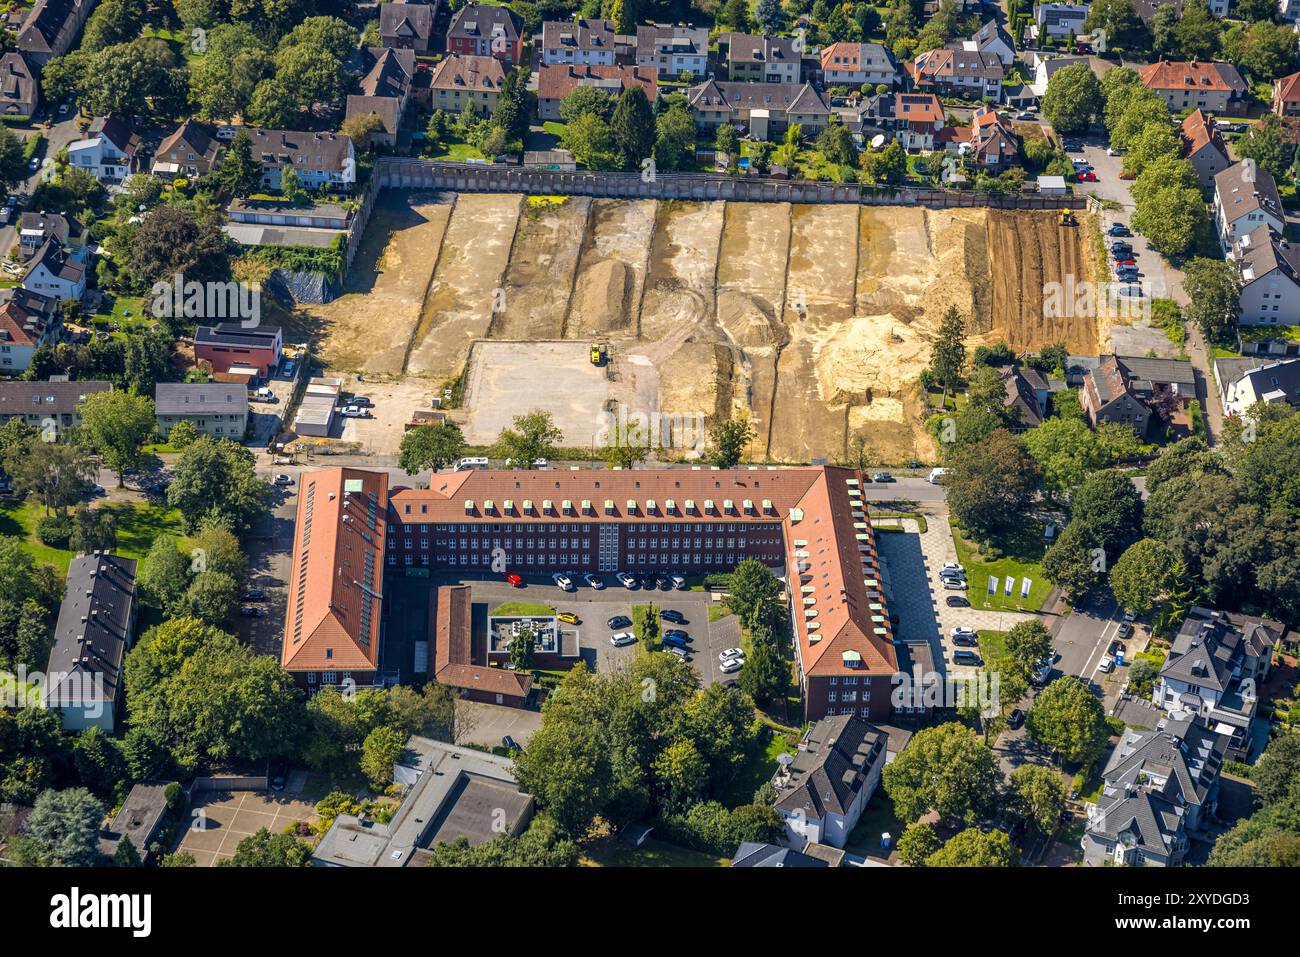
373,158 -> 1087,210
191,775 -> 268,792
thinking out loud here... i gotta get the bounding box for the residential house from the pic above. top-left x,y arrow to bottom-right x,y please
0,288 -> 60,374
718,32 -> 802,85
17,0 -> 98,66
1180,108 -> 1229,192
1213,162 -> 1285,253
1135,0 -> 1182,25
1274,71 -> 1300,118
1001,364 -> 1050,429
958,107 -> 1022,168
819,41 -> 898,88
1083,712 -> 1228,866
427,54 -> 507,117
953,19 -> 1016,66
21,239 -> 86,300
249,129 -> 356,192
44,553 -> 138,733
1216,356 -> 1300,417
854,91 -> 945,150
1231,225 -> 1300,327
0,53 -> 38,118
379,1 -> 435,52
911,47 -> 1004,102
1282,0 -> 1300,22
686,79 -> 831,140
98,782 -> 174,862
537,63 -> 657,122
194,323 -> 283,377
345,47 -> 415,149
17,211 -> 81,261
635,24 -> 709,80
67,115 -> 138,183
1029,54 -> 1092,97
447,3 -> 523,65
151,119 -> 221,181
0,378 -> 110,433
154,382 -> 248,440
1079,354 -> 1196,436
281,468 -> 389,689
1031,4 -> 1089,41
1152,607 -> 1281,761
540,18 -> 617,67
1139,60 -> 1247,114
313,736 -> 533,866
772,715 -> 888,850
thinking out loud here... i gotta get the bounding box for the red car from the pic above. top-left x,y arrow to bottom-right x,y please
1115,258 -> 1136,267
1077,171 -> 1098,182
504,572 -> 523,587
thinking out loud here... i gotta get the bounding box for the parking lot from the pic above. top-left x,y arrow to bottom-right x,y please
440,572 -> 742,686
335,376 -> 444,457
236,475 -> 298,658
175,790 -> 317,866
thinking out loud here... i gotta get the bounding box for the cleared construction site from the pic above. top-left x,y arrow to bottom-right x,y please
297,192 -> 1098,463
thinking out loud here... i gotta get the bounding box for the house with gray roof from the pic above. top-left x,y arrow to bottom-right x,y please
732,842 -> 830,867
1214,162 -> 1285,254
154,382 -> 248,441
1231,225 -> 1300,328
635,23 -> 709,79
44,553 -> 138,733
1215,355 -> 1300,417
1079,354 -> 1196,437
686,79 -> 831,140
313,736 -> 534,866
0,378 -> 110,433
1153,607 -> 1281,761
1001,364 -> 1050,429
1083,712 -> 1228,866
772,714 -> 887,850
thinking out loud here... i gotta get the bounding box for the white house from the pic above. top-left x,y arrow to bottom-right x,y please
1216,356 -> 1300,417
634,24 -> 708,79
0,288 -> 60,374
67,115 -> 138,183
773,715 -> 888,850
21,239 -> 86,301
1032,4 -> 1089,40
819,42 -> 899,87
1232,225 -> 1300,327
1214,162 -> 1285,254
539,18 -> 617,67
1030,54 -> 1092,97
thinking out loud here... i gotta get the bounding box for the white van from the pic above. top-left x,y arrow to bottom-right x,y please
453,456 -> 489,472
928,467 -> 946,485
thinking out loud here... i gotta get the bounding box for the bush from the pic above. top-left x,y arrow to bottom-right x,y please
36,514 -> 74,548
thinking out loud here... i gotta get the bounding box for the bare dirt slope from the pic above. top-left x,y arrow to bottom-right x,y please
493,196 -> 591,340
564,199 -> 657,338
298,194 -> 451,375
406,193 -> 523,382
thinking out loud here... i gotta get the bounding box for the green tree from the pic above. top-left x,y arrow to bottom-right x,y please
220,827 -> 312,867
896,821 -> 942,865
1083,0 -> 1144,52
882,723 -> 1002,825
220,130 -> 263,196
756,0 -> 787,33
399,422 -> 466,474
1026,676 -> 1109,764
21,787 -> 105,866
927,827 -> 1017,866
3,441 -> 96,515
495,409 -> 562,468
0,126 -> 30,191
611,85 -> 656,169
78,390 -> 156,487
1182,258 -> 1242,346
653,737 -> 709,812
1235,113 -> 1292,181
1071,469 -> 1143,556
167,436 -> 270,533
360,725 -> 408,789
928,305 -> 966,404
1110,538 -> 1176,615
1171,0 -> 1222,61
708,416 -> 755,468
167,419 -> 200,450
182,571 -> 239,626
738,631 -> 790,705
1043,521 -> 1103,603
1024,417 -> 1105,501
138,536 -> 192,612
1252,733 -> 1300,807
945,430 -> 1039,537
726,559 -> 782,626
1010,764 -> 1066,833
189,24 -> 272,122
560,112 -> 618,170
1004,620 -> 1054,682
1042,63 -> 1103,134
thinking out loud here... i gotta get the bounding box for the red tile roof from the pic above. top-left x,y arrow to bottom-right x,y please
1139,59 -> 1245,94
434,584 -> 533,698
537,63 -> 657,103
282,468 -> 389,673
1180,108 -> 1227,160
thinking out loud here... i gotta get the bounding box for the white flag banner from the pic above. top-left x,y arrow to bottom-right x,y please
987,576 -> 998,595
1004,578 -> 1014,597
1021,577 -> 1032,599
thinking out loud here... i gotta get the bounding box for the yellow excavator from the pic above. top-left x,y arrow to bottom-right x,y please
1059,208 -> 1077,227
590,342 -> 608,366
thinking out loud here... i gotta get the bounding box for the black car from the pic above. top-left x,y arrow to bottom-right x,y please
638,573 -> 657,589
1007,709 -> 1025,730
502,736 -> 521,752
663,629 -> 689,642
659,609 -> 686,623
945,595 -> 970,608
952,633 -> 979,648
242,589 -> 266,601
607,614 -> 632,630
654,575 -> 672,590
269,760 -> 288,792
953,649 -> 982,666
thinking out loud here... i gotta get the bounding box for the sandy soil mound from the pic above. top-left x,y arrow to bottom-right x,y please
716,290 -> 788,349
571,259 -> 634,334
658,340 -> 734,431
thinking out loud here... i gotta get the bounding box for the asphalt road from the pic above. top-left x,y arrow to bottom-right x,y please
1050,591 -> 1127,686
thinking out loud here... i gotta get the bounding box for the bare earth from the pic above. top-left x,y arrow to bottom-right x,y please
288,193 -> 1094,464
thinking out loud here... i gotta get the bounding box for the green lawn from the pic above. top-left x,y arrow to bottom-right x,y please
489,600 -> 555,617
716,725 -> 794,809
844,791 -> 905,858
949,517 -> 1052,613
429,142 -> 485,162
581,836 -> 729,867
0,495 -> 185,575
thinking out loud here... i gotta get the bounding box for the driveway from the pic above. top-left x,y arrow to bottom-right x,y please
176,790 -> 317,866
239,473 -> 299,658
457,700 -> 542,749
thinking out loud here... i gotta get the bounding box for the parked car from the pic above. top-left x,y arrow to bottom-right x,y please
663,629 -> 689,642
502,736 -> 520,752
1117,621 -> 1133,638
1110,240 -> 1133,255
241,589 -> 266,601
942,578 -> 968,590
551,572 -> 574,591
953,649 -> 982,666
610,632 -> 636,647
653,574 -> 672,590
583,573 -> 605,589
661,633 -> 689,650
1099,655 -> 1114,673
952,633 -> 979,648
670,574 -> 687,589
269,760 -> 288,792
607,615 -> 632,630
720,657 -> 743,673
664,644 -> 690,660
951,626 -> 977,639
718,648 -> 744,662
939,567 -> 965,581
240,607 -> 264,618
1105,146 -> 1124,156
273,473 -> 293,486
1033,657 -> 1054,685
946,595 -> 970,608
557,612 -> 580,625
872,471 -> 894,483
1116,284 -> 1144,300
1107,223 -> 1131,236
942,562 -> 965,575
504,572 -> 523,587
617,572 -> 639,589
660,609 -> 685,623
1007,708 -> 1025,729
